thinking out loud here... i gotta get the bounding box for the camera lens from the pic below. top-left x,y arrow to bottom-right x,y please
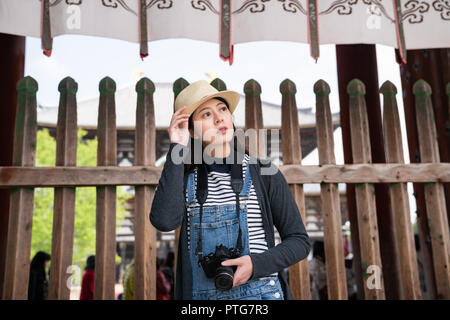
214,266 -> 234,291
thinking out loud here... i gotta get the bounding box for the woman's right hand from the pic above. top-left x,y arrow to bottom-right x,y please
168,106 -> 191,146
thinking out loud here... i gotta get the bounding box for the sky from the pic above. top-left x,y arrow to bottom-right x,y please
24,34 -> 408,151
24,34 -> 416,223
25,35 -> 341,110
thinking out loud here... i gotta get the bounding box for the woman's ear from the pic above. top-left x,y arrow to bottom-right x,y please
189,113 -> 199,140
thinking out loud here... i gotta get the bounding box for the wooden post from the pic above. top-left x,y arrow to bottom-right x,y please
94,77 -> 117,300
447,82 -> 450,147
413,79 -> 450,299
447,82 -> 450,126
134,77 -> 157,299
2,76 -> 38,299
347,79 -> 385,299
397,48 -> 450,299
0,34 -> 25,299
337,44 -> 401,299
380,80 -> 422,299
48,77 -> 78,300
279,79 -> 311,300
210,78 -> 226,91
171,77 -> 190,296
243,79 -> 266,159
314,79 -> 348,299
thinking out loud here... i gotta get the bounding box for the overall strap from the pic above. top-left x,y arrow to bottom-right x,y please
194,163 -> 208,258
194,150 -> 244,260
230,157 -> 243,253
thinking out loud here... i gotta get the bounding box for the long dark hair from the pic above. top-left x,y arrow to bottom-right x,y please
85,255 -> 95,271
183,97 -> 249,174
164,251 -> 175,268
313,240 -> 325,263
30,251 -> 51,278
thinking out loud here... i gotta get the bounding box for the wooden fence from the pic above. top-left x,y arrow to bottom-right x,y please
0,76 -> 449,300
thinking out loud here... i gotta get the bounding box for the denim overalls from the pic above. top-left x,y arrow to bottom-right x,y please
185,165 -> 284,300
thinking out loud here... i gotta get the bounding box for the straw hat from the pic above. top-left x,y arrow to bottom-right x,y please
174,80 -> 240,116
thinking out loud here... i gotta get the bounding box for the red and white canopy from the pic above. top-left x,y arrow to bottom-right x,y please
0,0 -> 449,64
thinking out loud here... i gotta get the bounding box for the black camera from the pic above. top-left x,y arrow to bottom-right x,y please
198,244 -> 242,291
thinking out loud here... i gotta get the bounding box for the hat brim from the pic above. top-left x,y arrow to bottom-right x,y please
181,91 -> 241,116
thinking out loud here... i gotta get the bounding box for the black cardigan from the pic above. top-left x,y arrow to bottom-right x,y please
149,143 -> 311,299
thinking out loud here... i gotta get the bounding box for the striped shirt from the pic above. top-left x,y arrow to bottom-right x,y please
185,153 -> 277,277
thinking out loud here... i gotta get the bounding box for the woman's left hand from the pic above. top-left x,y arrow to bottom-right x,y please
221,255 -> 253,288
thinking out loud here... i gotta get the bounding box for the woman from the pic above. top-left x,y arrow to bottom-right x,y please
28,251 -> 51,300
80,255 -> 95,300
309,240 -> 327,300
150,80 -> 310,300
156,257 -> 171,300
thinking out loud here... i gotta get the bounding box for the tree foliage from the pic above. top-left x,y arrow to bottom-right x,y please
32,128 -> 131,272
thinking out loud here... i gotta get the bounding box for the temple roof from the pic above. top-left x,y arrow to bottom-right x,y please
37,81 -> 340,129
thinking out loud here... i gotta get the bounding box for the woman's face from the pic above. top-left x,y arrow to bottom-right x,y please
190,98 -> 234,148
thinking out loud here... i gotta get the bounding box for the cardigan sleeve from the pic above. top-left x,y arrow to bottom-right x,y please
249,166 -> 311,279
149,142 -> 188,232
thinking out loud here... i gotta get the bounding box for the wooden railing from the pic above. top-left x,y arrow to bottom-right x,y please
0,76 -> 449,300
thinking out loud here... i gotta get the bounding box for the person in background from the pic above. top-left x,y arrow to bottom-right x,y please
309,240 -> 327,300
80,255 -> 95,300
156,257 -> 171,300
161,251 -> 175,300
28,251 -> 51,300
345,254 -> 357,299
414,234 -> 427,297
122,258 -> 171,300
122,259 -> 135,300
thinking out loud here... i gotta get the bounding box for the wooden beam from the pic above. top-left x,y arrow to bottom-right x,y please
1,163 -> 449,188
